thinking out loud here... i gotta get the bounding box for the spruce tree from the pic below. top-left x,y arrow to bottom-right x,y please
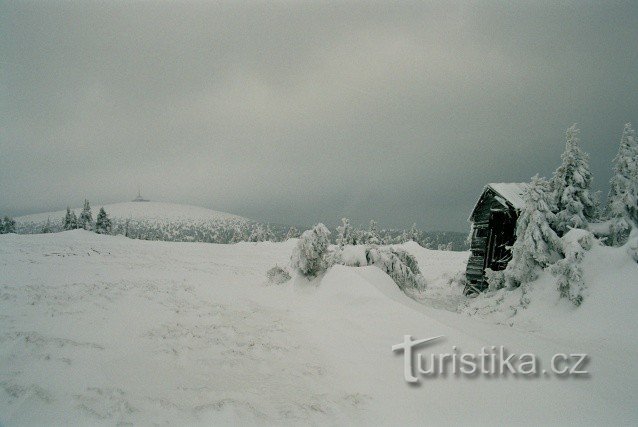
504,175 -> 562,293
552,124 -> 595,235
367,220 -> 380,245
95,207 -> 112,234
285,226 -> 300,240
41,218 -> 51,233
336,218 -> 353,246
78,199 -> 93,230
63,207 -> 77,230
607,123 -> 638,245
2,216 -> 16,234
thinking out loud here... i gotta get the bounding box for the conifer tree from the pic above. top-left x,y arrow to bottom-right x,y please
95,207 -> 112,234
41,218 -> 52,233
1,216 -> 16,234
336,218 -> 353,246
63,207 -> 78,230
285,226 -> 300,240
552,124 -> 595,235
504,175 -> 562,294
607,123 -> 638,245
78,199 -> 93,230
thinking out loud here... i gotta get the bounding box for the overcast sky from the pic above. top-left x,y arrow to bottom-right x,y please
1,1 -> 637,231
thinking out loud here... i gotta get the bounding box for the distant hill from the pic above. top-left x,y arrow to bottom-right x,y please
15,201 -> 255,243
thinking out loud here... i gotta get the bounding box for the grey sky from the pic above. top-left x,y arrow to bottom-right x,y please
1,1 -> 637,231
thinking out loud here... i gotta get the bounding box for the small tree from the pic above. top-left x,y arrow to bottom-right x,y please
367,220 -> 380,245
285,226 -> 300,240
408,223 -> 422,244
78,199 -> 93,230
63,207 -> 78,230
504,175 -> 562,295
95,207 -> 112,234
291,223 -> 331,277
607,123 -> 638,245
1,216 -> 16,234
551,124 -> 595,235
41,218 -> 52,233
336,218 -> 354,246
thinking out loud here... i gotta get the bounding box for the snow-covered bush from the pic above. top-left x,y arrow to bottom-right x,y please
266,265 -> 291,284
551,229 -> 594,306
485,268 -> 506,291
504,175 -> 562,293
551,124 -> 595,235
365,247 -> 426,291
290,223 -> 331,277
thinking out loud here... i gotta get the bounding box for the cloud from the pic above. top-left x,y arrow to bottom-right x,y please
1,1 -> 637,230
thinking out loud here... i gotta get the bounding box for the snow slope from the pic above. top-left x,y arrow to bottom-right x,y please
0,232 -> 636,425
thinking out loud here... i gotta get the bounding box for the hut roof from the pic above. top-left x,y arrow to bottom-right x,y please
469,182 -> 529,221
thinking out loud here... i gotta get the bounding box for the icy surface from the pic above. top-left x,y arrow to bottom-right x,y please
0,231 -> 636,425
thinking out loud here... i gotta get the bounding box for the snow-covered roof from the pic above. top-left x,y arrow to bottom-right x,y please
468,182 -> 529,222
486,182 -> 529,211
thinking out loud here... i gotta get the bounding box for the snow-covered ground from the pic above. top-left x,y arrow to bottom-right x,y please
1,231 -> 636,425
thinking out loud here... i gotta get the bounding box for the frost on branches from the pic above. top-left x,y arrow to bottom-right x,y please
607,123 -> 638,246
365,247 -> 426,291
551,229 -> 595,306
503,175 -> 562,295
290,223 -> 331,277
552,124 -> 595,235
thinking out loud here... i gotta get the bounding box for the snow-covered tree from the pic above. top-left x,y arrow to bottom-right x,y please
78,199 -> 93,230
551,229 -> 594,306
367,220 -> 380,245
285,226 -> 300,240
408,223 -> 421,243
63,207 -> 78,230
607,123 -> 638,245
41,218 -> 52,233
291,223 -> 331,277
365,247 -> 426,291
551,124 -> 595,235
1,216 -> 16,234
504,175 -> 562,293
336,218 -> 354,246
95,207 -> 112,234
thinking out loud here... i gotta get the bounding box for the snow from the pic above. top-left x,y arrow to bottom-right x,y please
487,182 -> 529,211
1,231 -> 637,424
16,201 -> 248,225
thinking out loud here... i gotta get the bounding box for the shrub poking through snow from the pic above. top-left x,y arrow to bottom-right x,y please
291,223 -> 331,277
266,265 -> 291,284
365,247 -> 426,291
551,229 -> 594,306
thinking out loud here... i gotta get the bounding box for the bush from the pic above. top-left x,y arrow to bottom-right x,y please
266,265 -> 291,284
290,223 -> 331,277
365,247 -> 426,291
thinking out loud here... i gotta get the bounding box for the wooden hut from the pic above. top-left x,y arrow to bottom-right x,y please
465,183 -> 528,294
